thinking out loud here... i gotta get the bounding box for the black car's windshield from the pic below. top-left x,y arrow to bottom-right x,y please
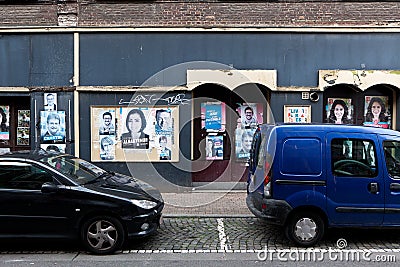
40,154 -> 108,185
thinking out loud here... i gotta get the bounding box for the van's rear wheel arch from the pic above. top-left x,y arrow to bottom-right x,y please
284,207 -> 327,247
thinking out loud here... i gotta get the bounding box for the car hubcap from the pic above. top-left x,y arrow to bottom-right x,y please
294,217 -> 317,241
87,220 -> 118,250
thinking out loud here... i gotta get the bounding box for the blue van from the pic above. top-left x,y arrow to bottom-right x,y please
246,124 -> 400,246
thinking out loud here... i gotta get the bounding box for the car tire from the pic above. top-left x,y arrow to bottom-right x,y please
285,211 -> 325,247
81,216 -> 125,254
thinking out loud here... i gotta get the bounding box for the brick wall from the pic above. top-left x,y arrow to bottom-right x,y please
0,4 -> 58,26
78,1 -> 400,28
0,1 -> 399,28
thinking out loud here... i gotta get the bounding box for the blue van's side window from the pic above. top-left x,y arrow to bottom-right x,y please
383,141 -> 400,178
281,138 -> 322,175
331,138 -> 377,177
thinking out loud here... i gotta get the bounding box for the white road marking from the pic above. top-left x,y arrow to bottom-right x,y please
217,218 -> 231,251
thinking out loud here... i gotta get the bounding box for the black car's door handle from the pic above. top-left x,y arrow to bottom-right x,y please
390,183 -> 400,191
369,182 -> 379,194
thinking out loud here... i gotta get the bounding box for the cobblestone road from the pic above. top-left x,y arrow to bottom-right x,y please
125,217 -> 400,253
3,217 -> 400,254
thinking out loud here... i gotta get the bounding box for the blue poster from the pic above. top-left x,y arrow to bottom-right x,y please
205,104 -> 222,130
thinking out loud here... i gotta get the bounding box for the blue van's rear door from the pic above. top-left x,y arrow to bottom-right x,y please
326,132 -> 384,226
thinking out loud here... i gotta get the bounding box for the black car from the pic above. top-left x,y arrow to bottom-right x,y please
0,150 -> 164,254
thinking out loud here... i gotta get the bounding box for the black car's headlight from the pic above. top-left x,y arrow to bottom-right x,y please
131,199 -> 158,209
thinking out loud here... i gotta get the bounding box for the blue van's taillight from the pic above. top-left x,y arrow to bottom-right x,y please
264,161 -> 272,198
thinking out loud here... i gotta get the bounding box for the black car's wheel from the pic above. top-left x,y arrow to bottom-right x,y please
81,216 -> 125,254
285,212 -> 324,247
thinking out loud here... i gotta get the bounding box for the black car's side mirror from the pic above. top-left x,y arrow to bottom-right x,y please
41,182 -> 59,193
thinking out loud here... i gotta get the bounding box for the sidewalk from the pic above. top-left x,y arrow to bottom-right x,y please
161,190 -> 254,217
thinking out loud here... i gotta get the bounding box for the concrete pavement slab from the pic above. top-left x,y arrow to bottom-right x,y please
162,191 -> 254,217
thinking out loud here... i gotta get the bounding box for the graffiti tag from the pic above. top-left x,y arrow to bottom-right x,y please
160,93 -> 190,105
119,93 -> 190,106
119,94 -> 157,105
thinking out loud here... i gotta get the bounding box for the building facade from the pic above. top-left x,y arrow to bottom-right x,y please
1,0 -> 400,191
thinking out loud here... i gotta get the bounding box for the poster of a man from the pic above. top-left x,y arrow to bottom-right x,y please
44,93 -> 57,111
99,111 -> 115,135
155,109 -> 172,133
100,136 -> 115,160
241,106 -> 258,128
17,127 -> 29,145
363,96 -> 390,128
237,103 -> 262,130
40,111 -> 66,144
236,129 -> 255,160
158,135 -> 172,160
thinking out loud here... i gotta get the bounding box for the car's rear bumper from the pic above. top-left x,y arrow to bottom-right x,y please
246,193 -> 292,225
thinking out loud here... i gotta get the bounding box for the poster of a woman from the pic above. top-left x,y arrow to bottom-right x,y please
120,108 -> 150,149
326,98 -> 352,124
363,96 -> 390,128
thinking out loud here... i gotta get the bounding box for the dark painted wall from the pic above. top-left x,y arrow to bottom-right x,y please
80,32 -> 400,87
0,34 -> 73,86
2,32 -> 400,88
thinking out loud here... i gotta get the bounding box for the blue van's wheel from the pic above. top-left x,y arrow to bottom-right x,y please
285,212 -> 325,247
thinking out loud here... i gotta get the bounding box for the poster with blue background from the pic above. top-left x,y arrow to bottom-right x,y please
205,103 -> 222,131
